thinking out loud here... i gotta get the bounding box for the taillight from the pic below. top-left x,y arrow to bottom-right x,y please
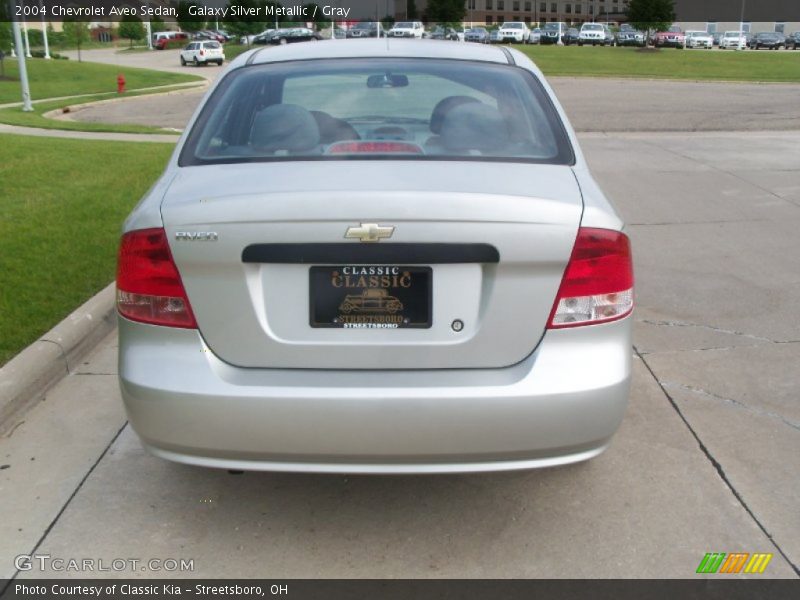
547,228 -> 633,329
116,228 -> 197,328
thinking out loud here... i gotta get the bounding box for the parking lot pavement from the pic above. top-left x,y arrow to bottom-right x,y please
59,48 -> 800,133
66,77 -> 800,133
1,130 -> 798,580
60,48 -> 223,81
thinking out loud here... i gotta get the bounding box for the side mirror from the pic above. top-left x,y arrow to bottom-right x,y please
367,74 -> 409,88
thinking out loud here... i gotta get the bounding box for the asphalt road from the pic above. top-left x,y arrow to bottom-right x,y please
1,129 -> 798,580
57,48 -> 800,132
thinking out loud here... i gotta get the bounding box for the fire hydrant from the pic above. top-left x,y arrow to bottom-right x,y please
117,73 -> 126,94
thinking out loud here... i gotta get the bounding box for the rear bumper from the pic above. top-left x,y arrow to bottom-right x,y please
118,316 -> 632,473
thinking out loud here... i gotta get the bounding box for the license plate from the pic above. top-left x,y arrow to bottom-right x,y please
309,266 -> 432,329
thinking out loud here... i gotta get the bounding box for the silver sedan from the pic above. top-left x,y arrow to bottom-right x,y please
116,40 -> 634,474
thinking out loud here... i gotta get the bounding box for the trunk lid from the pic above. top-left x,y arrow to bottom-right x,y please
161,162 -> 582,369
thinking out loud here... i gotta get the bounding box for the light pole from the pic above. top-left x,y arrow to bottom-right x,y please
21,0 -> 32,58
39,0 -> 50,59
738,0 -> 747,50
12,19 -> 33,111
144,0 -> 153,50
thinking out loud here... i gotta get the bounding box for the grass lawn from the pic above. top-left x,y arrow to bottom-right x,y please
0,87 -> 194,134
0,134 -> 175,365
0,57 -> 203,104
516,45 -> 800,82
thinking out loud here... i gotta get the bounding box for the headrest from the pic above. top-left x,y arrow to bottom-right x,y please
429,96 -> 481,134
440,103 -> 509,152
250,104 -> 320,152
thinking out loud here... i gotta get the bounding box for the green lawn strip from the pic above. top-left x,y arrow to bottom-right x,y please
0,86 -> 196,134
516,46 -> 800,82
0,57 -> 203,104
0,134 -> 175,365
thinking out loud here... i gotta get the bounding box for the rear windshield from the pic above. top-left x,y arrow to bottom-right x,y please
204,41 -> 221,49
179,58 -> 573,166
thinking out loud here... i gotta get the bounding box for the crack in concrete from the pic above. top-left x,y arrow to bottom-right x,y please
73,372 -> 116,377
0,421 -> 129,592
39,339 -> 70,374
633,346 -> 800,577
638,318 -> 784,344
663,381 -> 800,433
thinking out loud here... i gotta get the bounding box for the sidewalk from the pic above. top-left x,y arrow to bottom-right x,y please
0,123 -> 179,143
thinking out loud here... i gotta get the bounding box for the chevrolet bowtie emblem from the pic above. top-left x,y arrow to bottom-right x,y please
344,223 -> 395,243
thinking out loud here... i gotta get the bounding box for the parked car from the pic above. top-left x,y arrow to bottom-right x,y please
712,31 -> 723,46
388,21 -> 425,38
263,28 -> 323,45
616,27 -> 645,47
464,27 -> 490,43
653,26 -> 685,48
153,31 -> 189,50
212,30 -> 234,42
562,28 -> 580,46
116,40 -> 633,474
540,22 -> 568,44
243,30 -> 274,45
527,28 -> 542,44
578,23 -> 614,46
194,30 -> 226,43
497,22 -> 530,44
180,40 -> 224,66
685,30 -> 714,49
430,26 -> 459,41
749,32 -> 786,50
346,21 -> 384,38
788,32 -> 800,50
719,30 -> 748,49
489,29 -> 502,44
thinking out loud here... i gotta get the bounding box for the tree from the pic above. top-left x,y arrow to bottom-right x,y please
407,0 -> 417,19
177,1 -> 205,33
425,0 -> 465,25
118,15 -> 145,47
0,3 -> 12,78
63,19 -> 90,62
225,0 -> 270,40
626,0 -> 676,42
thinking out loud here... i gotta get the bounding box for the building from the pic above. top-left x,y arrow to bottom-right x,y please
463,0 -> 629,26
398,0 -> 629,26
398,0 -> 799,31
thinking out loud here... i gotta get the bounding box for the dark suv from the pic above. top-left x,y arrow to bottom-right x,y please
346,22 -> 384,38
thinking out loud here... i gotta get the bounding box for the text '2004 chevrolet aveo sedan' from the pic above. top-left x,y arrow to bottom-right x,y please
116,40 -> 633,474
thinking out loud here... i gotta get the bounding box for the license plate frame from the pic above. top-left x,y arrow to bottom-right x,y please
309,266 -> 432,329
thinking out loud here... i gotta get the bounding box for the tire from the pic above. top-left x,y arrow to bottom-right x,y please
217,60 -> 223,66
180,56 -> 186,66
279,37 -> 288,45
193,57 -> 200,66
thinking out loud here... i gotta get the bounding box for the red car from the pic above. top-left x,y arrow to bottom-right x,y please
154,32 -> 189,50
653,26 -> 685,48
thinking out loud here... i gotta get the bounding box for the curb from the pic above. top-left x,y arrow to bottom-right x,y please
0,283 -> 117,435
